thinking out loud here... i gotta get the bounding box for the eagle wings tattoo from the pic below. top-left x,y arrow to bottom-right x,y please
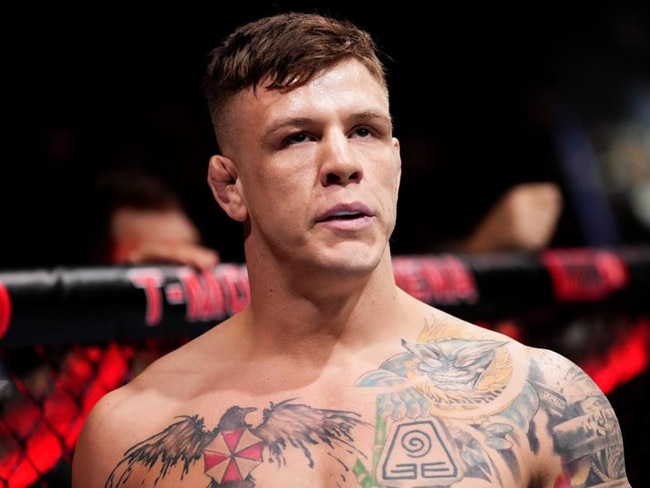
106,399 -> 370,487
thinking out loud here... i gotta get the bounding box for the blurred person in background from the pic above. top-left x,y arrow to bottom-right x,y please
0,167 -> 223,488
434,181 -> 563,255
85,167 -> 220,270
84,166 -> 224,375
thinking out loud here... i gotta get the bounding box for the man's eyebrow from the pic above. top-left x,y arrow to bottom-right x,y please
355,109 -> 391,121
355,110 -> 393,128
265,111 -> 392,136
265,117 -> 313,135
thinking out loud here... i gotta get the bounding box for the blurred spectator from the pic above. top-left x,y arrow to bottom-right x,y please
84,167 -> 220,270
438,181 -> 563,254
81,166 -> 224,376
393,127 -> 566,256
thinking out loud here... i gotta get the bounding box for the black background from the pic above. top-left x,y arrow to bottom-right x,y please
1,3 -> 649,485
4,2 -> 649,268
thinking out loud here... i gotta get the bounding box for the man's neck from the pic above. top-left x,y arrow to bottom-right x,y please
238,251 -> 405,353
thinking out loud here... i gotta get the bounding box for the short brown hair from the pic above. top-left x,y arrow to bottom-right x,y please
202,12 -> 387,149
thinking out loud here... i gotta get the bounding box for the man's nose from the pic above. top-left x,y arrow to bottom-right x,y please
318,134 -> 363,186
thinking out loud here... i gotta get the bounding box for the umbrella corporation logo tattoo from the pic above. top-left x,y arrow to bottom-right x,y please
105,323 -> 626,487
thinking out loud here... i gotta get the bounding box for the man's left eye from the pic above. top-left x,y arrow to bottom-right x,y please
288,133 -> 309,144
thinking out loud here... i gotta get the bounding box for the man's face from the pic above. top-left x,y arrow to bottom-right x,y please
222,58 -> 401,275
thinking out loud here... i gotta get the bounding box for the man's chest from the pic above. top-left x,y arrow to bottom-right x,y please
110,386 -> 538,488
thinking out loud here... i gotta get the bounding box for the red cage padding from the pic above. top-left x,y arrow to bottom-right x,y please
1,246 -> 648,348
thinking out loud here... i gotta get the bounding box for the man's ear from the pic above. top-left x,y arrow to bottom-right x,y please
207,155 -> 248,222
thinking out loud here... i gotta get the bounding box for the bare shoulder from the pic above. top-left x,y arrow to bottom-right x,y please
524,345 -> 626,433
71,342 -> 212,488
72,381 -> 146,488
356,309 -> 631,487
521,346 -> 631,487
525,345 -> 604,394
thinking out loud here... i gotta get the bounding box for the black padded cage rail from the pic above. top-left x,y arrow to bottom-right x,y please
1,246 -> 649,349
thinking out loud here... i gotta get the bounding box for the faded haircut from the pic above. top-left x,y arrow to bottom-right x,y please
202,11 -> 388,149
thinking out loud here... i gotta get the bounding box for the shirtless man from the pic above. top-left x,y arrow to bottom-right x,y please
72,12 -> 631,487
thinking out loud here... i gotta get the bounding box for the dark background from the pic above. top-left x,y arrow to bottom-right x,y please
1,3 -> 649,485
3,2 -> 649,268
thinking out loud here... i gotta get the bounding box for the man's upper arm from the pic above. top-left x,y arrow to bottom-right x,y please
72,392 -> 123,488
529,348 -> 631,487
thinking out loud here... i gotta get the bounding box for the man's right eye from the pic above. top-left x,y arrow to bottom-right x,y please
287,132 -> 309,145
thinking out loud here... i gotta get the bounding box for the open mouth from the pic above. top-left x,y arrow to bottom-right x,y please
321,211 -> 364,221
